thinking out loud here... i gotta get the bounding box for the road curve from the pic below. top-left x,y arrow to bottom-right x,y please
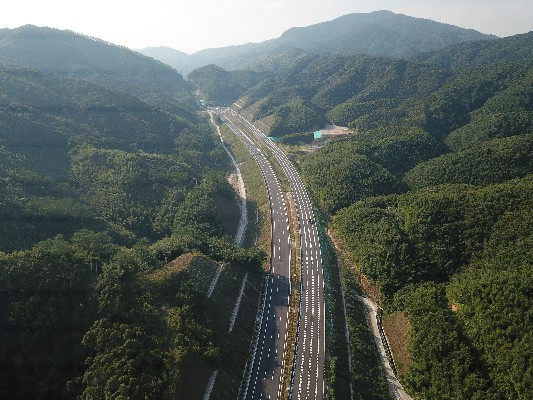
222,109 -> 325,400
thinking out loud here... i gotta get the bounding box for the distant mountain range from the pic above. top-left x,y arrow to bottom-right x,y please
139,10 -> 497,74
189,30 -> 533,141
138,46 -> 190,70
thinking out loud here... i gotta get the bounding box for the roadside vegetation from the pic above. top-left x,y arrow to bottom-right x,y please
0,29 -> 266,399
196,30 -> 533,400
294,34 -> 533,400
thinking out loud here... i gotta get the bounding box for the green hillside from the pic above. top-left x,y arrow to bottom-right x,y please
332,178 -> 532,399
412,31 -> 533,70
0,25 -> 196,113
290,31 -> 533,400
136,46 -> 190,71
404,133 -> 533,189
0,59 -> 218,250
188,64 -> 265,104
192,52 -> 448,136
192,32 -> 533,142
0,27 -> 265,399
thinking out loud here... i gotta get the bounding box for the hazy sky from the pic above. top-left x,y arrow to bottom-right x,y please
2,0 -> 532,53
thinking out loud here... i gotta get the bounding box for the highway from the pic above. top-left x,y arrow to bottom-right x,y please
220,113 -> 292,400
218,108 -> 325,399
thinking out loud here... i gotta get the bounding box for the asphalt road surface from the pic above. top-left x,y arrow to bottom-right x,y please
219,109 -> 325,400
221,114 -> 292,399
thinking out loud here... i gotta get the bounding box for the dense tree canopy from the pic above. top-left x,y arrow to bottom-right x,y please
0,26 -> 263,400
404,133 -> 533,189
1,20 -> 532,400
302,149 -> 400,213
0,236 -> 103,398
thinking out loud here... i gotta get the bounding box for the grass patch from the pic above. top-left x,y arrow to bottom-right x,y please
208,266 -> 246,327
147,252 -> 219,293
281,191 -> 301,398
381,311 -> 412,378
220,124 -> 270,257
209,265 -> 264,399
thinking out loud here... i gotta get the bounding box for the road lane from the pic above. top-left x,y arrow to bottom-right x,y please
220,115 -> 292,400
223,109 -> 325,400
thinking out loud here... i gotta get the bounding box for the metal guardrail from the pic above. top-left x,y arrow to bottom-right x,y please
376,309 -> 398,378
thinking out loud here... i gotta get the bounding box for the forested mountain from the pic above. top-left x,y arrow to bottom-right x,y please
0,27 -> 264,399
192,31 -> 533,141
331,178 -> 532,399
140,11 -> 495,74
188,64 -> 265,104
288,32 -> 532,400
412,30 -> 533,71
0,25 -> 196,113
136,45 -> 190,70
272,11 -> 494,57
192,51 -> 452,135
191,25 -> 532,400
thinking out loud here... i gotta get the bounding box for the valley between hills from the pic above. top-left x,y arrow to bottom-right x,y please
0,10 -> 531,400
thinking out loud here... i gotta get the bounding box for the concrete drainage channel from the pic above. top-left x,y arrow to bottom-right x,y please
202,369 -> 219,400
206,265 -> 223,299
229,273 -> 249,332
376,309 -> 399,378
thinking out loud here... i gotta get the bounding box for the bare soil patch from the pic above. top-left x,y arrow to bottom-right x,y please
320,123 -> 351,137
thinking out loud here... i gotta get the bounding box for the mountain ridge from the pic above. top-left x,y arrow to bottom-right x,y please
0,25 -> 196,112
139,10 -> 496,74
